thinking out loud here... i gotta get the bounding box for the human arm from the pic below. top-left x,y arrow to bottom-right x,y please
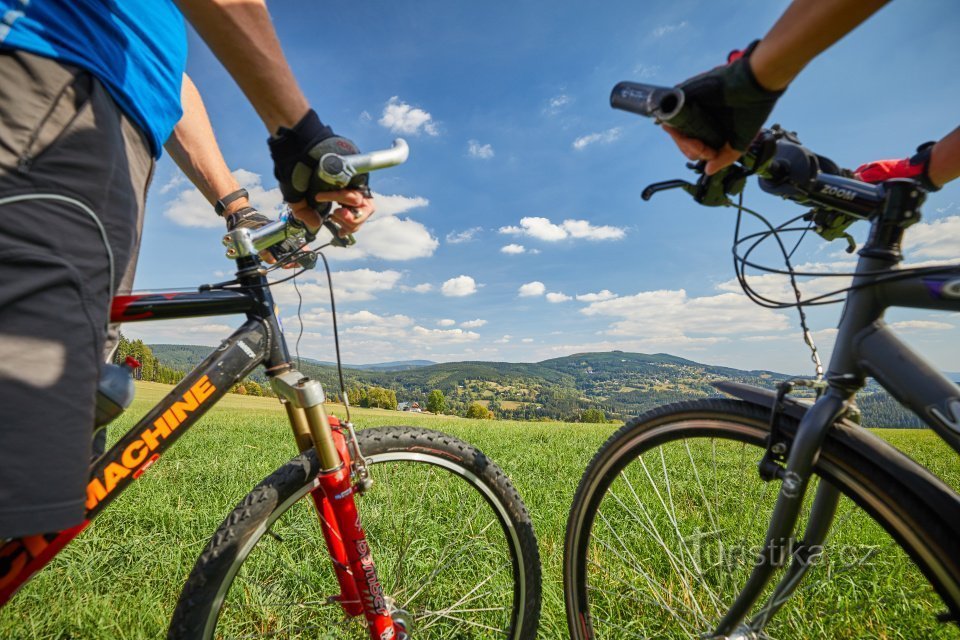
173,0 -> 374,235
164,73 -> 250,219
854,127 -> 960,190
665,0 -> 891,175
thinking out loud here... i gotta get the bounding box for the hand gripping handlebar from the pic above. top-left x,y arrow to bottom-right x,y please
222,139 -> 410,262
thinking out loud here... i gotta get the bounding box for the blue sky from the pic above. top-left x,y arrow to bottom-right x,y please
125,0 -> 960,375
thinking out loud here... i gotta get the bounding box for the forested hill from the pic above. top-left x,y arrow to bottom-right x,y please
147,345 -> 926,428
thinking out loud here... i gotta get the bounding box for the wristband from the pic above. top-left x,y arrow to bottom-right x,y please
215,188 -> 249,216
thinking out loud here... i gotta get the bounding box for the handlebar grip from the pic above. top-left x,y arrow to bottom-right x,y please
610,82 -> 684,120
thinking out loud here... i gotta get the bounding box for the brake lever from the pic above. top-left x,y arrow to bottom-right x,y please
323,219 -> 356,248
641,179 -> 697,201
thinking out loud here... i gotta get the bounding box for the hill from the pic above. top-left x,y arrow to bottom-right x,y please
146,345 -> 925,428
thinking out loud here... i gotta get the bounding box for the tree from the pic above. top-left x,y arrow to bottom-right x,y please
581,408 -> 607,423
426,389 -> 446,414
366,386 -> 398,410
465,402 -> 493,420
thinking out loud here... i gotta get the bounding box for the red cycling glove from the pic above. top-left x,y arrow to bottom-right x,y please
854,142 -> 940,191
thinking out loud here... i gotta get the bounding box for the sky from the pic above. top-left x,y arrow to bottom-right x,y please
125,0 -> 960,375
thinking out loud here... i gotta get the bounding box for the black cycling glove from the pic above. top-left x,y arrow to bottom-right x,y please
669,41 -> 784,152
267,110 -> 370,215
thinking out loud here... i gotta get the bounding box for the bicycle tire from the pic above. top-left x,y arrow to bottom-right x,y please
564,398 -> 960,639
169,426 -> 541,639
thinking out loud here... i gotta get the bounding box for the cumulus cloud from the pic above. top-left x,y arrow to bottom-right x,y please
577,290 -> 617,302
546,292 -> 572,303
379,96 -> 439,136
411,326 -> 480,343
581,288 -> 790,339
518,281 -> 546,297
446,227 -> 482,244
500,216 -> 625,241
165,168 -> 283,228
495,335 -> 512,344
890,320 -> 954,332
441,275 -> 478,297
467,140 -> 494,159
437,318 -> 457,327
271,268 -> 402,305
501,244 -> 526,254
906,216 -> 960,260
573,127 -> 622,151
460,319 -> 487,328
334,216 -> 438,261
521,338 -> 534,343
400,282 -> 433,293
373,193 -> 430,217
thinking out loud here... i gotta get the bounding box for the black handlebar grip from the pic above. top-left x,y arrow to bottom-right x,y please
610,82 -> 684,120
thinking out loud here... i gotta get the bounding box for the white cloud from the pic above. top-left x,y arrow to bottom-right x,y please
652,21 -> 687,38
341,310 -> 413,328
495,335 -> 512,344
907,215 -> 960,260
333,216 -> 438,261
518,281 -> 546,297
546,94 -> 572,115
890,320 -> 954,332
581,288 -> 790,339
501,244 -> 526,254
164,168 -> 284,228
499,216 -> 626,242
437,318 -> 457,327
441,275 -> 478,297
379,96 -> 439,136
401,282 -> 433,293
573,127 -> 622,151
577,290 -> 617,302
467,140 -> 494,159
460,319 -> 487,328
634,63 -> 659,78
521,338 -> 534,343
446,227 -> 482,244
546,292 -> 572,303
373,193 -> 429,217
271,268 -> 402,305
159,173 -> 187,195
411,326 -> 480,343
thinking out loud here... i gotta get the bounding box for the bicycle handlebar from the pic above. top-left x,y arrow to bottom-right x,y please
614,81 -> 898,221
222,138 -> 410,263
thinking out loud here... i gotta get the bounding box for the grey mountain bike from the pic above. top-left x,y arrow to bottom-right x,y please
563,82 -> 960,639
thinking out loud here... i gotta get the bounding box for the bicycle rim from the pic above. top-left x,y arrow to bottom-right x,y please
207,429 -> 533,639
565,402 -> 958,639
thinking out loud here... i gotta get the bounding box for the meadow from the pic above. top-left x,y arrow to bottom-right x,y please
1,382 -> 957,638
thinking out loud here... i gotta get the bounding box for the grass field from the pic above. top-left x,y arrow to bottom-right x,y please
1,381 -> 958,638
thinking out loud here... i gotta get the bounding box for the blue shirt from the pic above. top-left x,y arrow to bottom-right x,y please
0,0 -> 187,157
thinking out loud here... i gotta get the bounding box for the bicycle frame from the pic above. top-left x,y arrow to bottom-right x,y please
0,259 -> 399,639
713,180 -> 960,636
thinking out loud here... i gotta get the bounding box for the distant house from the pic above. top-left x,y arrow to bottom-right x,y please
398,401 -> 422,412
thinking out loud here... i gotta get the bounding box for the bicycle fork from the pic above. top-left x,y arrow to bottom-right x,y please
712,388 -> 850,639
272,371 -> 402,640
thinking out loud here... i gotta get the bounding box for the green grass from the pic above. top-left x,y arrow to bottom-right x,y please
0,382 -> 957,638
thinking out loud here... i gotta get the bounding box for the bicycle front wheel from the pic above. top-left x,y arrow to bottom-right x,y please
170,426 -> 541,639
564,398 -> 960,639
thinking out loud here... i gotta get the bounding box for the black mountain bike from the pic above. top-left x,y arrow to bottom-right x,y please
563,82 -> 960,639
0,140 -> 542,640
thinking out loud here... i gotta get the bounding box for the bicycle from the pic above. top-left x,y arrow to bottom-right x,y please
563,81 -> 960,639
0,140 -> 542,639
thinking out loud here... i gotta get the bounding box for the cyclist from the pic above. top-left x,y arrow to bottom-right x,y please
660,0 -> 960,188
0,1 -> 372,542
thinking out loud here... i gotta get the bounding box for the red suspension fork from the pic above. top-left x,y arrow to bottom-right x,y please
277,373 -> 396,639
313,424 -> 395,638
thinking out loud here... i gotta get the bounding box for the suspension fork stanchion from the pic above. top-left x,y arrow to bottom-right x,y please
272,371 -> 397,639
712,389 -> 851,637
745,481 -> 842,633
